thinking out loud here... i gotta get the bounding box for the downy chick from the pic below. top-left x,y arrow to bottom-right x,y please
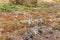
28,16 -> 34,27
37,16 -> 43,26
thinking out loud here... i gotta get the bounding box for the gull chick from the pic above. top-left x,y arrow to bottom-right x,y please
37,16 -> 43,26
28,16 -> 34,27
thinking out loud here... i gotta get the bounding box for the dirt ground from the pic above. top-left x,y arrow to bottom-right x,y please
0,11 -> 60,40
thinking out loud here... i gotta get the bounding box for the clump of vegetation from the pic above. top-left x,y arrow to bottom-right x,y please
0,4 -> 19,12
23,0 -> 37,7
0,4 -> 51,12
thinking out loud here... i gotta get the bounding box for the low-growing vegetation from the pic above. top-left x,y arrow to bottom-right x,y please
0,4 -> 19,12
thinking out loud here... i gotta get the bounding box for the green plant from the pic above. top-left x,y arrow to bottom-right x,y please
0,4 -> 19,12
